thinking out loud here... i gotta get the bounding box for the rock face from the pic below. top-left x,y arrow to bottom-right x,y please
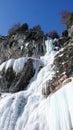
0,58 -> 35,93
54,41 -> 73,78
53,36 -> 70,51
0,27 -> 46,64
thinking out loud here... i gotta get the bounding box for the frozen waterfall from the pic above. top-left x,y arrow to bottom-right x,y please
0,39 -> 73,130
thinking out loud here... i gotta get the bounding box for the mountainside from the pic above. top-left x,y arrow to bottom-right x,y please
0,25 -> 73,130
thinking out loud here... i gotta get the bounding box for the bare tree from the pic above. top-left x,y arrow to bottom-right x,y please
60,10 -> 71,28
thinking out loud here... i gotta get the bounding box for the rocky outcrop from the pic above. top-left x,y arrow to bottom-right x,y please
42,37 -> 73,97
0,58 -> 35,93
0,26 -> 46,64
53,36 -> 70,51
54,41 -> 73,78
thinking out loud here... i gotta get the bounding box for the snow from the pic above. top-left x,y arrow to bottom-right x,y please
25,42 -> 29,47
20,46 -> 23,50
0,39 -> 73,130
59,53 -> 63,57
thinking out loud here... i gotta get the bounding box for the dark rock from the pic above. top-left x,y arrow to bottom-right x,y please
54,43 -> 73,78
47,30 -> 59,39
42,81 -> 51,97
58,37 -> 69,46
53,36 -> 70,51
0,58 -> 35,93
62,30 -> 68,37
42,77 -> 57,97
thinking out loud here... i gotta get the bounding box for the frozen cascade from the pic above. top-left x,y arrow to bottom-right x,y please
0,39 -> 73,130
41,38 -> 55,65
45,38 -> 54,54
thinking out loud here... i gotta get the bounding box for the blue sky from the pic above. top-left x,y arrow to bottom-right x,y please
0,0 -> 73,35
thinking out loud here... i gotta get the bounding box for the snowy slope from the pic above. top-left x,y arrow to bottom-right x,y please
0,39 -> 73,130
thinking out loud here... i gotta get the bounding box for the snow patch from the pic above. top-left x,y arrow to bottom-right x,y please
25,42 -> 29,47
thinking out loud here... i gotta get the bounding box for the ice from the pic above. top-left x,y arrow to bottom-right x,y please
0,57 -> 27,74
41,39 -> 55,65
13,57 -> 27,74
45,79 -> 73,130
5,59 -> 15,71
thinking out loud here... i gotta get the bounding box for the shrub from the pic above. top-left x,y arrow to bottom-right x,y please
61,10 -> 71,27
33,25 -> 41,32
47,30 -> 59,39
8,23 -> 28,35
17,23 -> 28,33
8,23 -> 21,35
